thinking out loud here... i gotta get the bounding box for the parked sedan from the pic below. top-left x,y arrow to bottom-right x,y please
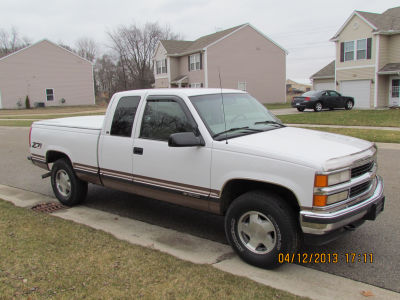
292,90 -> 354,112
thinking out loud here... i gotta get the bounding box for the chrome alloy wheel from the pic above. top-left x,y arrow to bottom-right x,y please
237,211 -> 277,254
315,102 -> 322,111
55,169 -> 71,197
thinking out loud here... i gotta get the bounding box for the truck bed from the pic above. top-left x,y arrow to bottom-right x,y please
34,115 -> 105,130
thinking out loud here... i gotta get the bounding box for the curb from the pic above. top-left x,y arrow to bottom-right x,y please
0,184 -> 399,300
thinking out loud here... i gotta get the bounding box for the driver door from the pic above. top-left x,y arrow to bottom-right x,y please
131,95 -> 212,211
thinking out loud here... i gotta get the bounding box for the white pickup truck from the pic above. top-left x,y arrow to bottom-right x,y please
29,88 -> 385,268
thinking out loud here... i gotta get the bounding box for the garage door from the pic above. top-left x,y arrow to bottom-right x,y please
340,80 -> 371,109
314,81 -> 335,91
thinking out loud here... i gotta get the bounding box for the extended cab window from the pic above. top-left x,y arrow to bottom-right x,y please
140,99 -> 193,141
110,96 -> 141,137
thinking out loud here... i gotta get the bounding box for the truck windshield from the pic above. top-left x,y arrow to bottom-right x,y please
189,93 -> 283,140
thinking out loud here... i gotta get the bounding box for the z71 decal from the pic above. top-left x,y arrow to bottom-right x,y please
31,142 -> 42,149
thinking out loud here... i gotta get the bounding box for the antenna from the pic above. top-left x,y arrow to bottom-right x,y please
218,68 -> 228,144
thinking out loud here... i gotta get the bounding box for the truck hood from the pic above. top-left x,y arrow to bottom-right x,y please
220,127 -> 375,171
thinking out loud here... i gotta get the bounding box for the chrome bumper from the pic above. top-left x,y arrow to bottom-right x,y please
300,175 -> 384,235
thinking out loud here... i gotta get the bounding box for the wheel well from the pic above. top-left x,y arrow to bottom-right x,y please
46,151 -> 71,165
220,179 -> 300,216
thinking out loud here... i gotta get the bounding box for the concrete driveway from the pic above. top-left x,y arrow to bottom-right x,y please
0,126 -> 399,293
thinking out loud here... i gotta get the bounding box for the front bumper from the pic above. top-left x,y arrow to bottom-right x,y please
300,175 -> 384,236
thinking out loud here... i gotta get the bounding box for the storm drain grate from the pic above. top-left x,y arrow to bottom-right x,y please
31,202 -> 68,213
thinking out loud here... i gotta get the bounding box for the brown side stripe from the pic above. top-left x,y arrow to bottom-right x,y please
74,163 -> 221,199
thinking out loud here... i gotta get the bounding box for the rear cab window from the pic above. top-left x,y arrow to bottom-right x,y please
110,96 -> 141,137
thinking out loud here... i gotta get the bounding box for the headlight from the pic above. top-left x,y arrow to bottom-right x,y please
314,169 -> 351,187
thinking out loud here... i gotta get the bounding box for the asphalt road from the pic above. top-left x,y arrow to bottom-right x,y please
1,127 -> 399,292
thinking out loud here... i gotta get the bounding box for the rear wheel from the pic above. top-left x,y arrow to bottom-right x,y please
314,102 -> 323,112
297,107 -> 305,112
345,100 -> 353,110
225,190 -> 300,269
51,158 -> 87,206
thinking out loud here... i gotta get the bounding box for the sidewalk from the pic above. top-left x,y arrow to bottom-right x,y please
0,184 -> 398,300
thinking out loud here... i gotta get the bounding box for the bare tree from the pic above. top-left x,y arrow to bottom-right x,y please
0,27 -> 30,57
107,22 -> 180,89
75,37 -> 97,62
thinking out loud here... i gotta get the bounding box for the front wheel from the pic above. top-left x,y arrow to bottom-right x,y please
225,190 -> 300,269
51,158 -> 88,206
345,100 -> 353,110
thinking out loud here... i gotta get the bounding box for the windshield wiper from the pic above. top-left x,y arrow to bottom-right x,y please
254,120 -> 285,127
213,126 -> 262,138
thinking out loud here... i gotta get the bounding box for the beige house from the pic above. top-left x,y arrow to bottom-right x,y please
311,6 -> 400,109
152,24 -> 287,103
0,39 -> 95,109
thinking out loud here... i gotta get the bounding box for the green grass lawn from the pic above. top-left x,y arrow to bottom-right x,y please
264,102 -> 292,109
0,120 -> 34,127
301,126 -> 400,143
279,109 -> 400,127
0,105 -> 106,116
0,112 -> 105,119
0,200 -> 306,300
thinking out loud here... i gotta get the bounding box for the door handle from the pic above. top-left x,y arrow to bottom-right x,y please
133,147 -> 143,155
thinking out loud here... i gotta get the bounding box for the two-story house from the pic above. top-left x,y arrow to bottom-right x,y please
152,24 -> 287,103
311,6 -> 400,108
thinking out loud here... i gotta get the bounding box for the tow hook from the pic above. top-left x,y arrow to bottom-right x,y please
41,172 -> 51,179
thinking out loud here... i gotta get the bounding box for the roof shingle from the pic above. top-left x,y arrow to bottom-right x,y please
160,24 -> 245,55
310,60 -> 335,79
356,7 -> 400,32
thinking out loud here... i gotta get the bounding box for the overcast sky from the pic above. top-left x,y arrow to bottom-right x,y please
1,0 -> 399,84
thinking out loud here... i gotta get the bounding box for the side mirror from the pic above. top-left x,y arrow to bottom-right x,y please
168,132 -> 205,147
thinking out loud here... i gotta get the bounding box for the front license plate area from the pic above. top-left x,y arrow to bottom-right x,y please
364,196 -> 385,220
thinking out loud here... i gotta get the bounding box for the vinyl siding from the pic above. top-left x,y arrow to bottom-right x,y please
207,25 -> 286,103
388,35 -> 400,63
379,35 -> 390,69
0,40 -> 94,109
335,15 -> 376,68
154,78 -> 169,88
169,57 -> 180,84
337,67 -> 375,108
377,75 -> 389,107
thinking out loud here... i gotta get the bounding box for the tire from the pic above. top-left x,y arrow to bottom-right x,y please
51,158 -> 88,206
345,100 -> 353,110
225,190 -> 300,269
297,107 -> 305,112
314,102 -> 323,112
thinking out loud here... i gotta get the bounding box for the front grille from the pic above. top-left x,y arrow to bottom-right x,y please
351,162 -> 374,178
350,181 -> 371,198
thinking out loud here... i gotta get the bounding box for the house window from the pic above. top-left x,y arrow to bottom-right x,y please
357,39 -> 367,60
238,82 -> 247,91
189,53 -> 201,71
156,59 -> 167,74
190,83 -> 202,88
344,41 -> 354,61
46,89 -> 54,101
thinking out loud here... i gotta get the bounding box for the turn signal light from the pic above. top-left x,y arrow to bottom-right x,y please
314,175 -> 328,187
313,195 -> 327,207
